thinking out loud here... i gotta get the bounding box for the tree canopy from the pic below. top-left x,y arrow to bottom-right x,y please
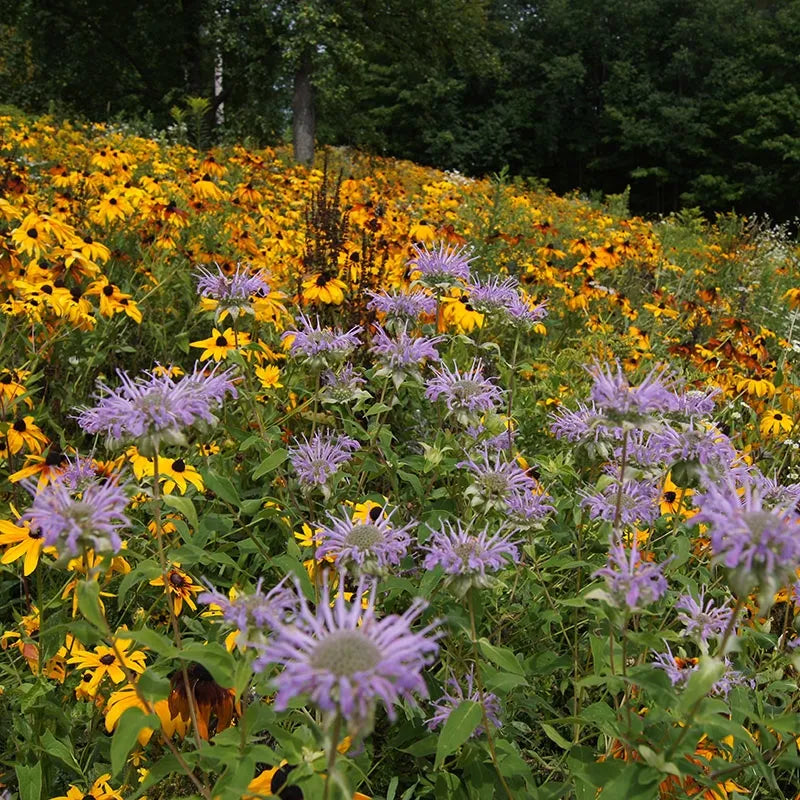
2,0 -> 798,218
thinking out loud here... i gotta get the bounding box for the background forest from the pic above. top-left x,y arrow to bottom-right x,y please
3,0 -> 800,220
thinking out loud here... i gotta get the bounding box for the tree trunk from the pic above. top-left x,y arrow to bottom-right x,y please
293,50 -> 315,166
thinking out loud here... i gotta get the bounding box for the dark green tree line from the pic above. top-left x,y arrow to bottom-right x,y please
2,0 -> 799,218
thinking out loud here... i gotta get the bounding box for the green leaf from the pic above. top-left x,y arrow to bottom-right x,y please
400,736 -> 438,757
434,700 -> 482,769
162,494 -> 198,530
678,655 -> 726,714
397,470 -> 423,495
116,627 -> 177,657
76,580 -> 106,630
137,668 -> 171,702
112,707 -> 160,776
478,639 -> 525,675
180,642 -> 235,687
203,470 -> 240,505
239,434 -> 265,452
118,560 -> 163,604
541,723 -> 572,750
252,448 -> 288,480
15,762 -> 42,800
40,731 -> 82,775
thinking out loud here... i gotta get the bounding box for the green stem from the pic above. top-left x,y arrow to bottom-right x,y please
96,595 -> 211,798
467,589 -> 515,800
665,596 -> 744,759
322,715 -> 342,800
613,430 -> 629,532
506,329 -> 521,452
153,450 -> 204,750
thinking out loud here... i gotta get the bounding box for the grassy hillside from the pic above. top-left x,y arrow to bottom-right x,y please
1,114 -> 800,799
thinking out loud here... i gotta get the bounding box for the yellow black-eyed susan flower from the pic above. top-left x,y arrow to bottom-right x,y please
190,327 -> 249,361
150,565 -> 202,616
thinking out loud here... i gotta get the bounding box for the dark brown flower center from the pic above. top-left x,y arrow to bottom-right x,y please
45,449 -> 66,466
99,653 -> 116,665
13,419 -> 27,432
27,228 -> 38,239
102,285 -> 114,297
171,459 -> 186,472
170,571 -> 188,588
664,491 -> 677,504
215,335 -> 228,347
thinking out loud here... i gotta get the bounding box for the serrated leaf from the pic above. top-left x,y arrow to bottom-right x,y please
434,700 -> 482,769
252,448 -> 288,480
112,707 -> 159,776
162,494 -> 198,530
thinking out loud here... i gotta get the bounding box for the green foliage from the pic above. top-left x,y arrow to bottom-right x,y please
3,0 -> 800,217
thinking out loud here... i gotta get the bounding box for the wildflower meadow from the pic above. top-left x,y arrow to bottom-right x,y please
4,112 -> 800,800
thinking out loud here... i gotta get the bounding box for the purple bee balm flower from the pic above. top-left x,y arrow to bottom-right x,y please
21,475 -> 129,556
195,263 -> 269,320
288,430 -> 361,488
366,289 -> 437,321
506,490 -> 555,528
675,590 -> 733,650
423,519 -> 519,597
750,469 -> 800,510
550,403 -> 596,442
57,455 -> 103,490
267,575 -> 440,728
467,276 -> 520,308
505,295 -> 548,327
458,448 -> 537,513
370,325 -> 442,379
652,645 -> 750,697
428,668 -> 502,736
648,422 -> 736,468
593,535 -> 668,613
467,277 -> 548,328
199,578 -> 297,659
408,241 -> 475,286
669,385 -> 721,417
550,402 -> 623,446
465,422 -> 517,451
76,363 -> 237,455
315,507 -> 414,576
425,360 -> 504,425
321,363 -> 368,404
281,314 -> 362,364
692,478 -> 800,602
588,361 -> 674,421
580,477 -> 660,527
